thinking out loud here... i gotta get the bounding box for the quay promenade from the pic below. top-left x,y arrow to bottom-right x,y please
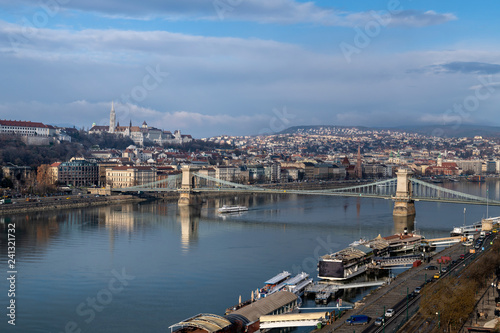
0,194 -> 144,215
317,242 -> 472,333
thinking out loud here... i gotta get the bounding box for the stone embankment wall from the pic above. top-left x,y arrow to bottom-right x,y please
0,195 -> 144,215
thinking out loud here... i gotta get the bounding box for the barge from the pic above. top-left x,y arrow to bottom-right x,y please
318,237 -> 390,281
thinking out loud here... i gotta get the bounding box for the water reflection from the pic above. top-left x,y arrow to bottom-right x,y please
177,205 -> 199,253
393,215 -> 415,234
100,205 -> 137,232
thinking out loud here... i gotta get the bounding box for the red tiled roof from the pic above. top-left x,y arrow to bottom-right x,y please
108,166 -> 154,171
0,119 -> 48,128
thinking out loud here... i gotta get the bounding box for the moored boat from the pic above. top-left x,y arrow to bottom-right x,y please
382,230 -> 425,254
318,237 -> 390,281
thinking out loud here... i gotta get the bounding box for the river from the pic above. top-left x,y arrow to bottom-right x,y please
0,180 -> 499,332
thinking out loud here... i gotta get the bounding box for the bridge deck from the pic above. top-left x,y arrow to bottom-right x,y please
113,173 -> 500,206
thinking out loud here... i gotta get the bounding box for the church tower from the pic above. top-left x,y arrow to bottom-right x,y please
109,101 -> 116,133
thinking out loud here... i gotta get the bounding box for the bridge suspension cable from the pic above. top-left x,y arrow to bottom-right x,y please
113,171 -> 500,206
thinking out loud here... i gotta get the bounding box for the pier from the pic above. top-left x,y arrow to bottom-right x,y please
315,237 -> 490,333
370,254 -> 423,269
259,312 -> 330,329
425,236 -> 463,247
305,281 -> 387,304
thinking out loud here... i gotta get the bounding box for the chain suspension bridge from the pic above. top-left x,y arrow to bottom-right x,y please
112,166 -> 500,214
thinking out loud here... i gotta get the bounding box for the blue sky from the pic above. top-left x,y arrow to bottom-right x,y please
0,0 -> 499,137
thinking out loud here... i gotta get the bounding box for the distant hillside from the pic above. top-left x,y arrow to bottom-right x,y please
278,125 -> 368,134
279,125 -> 500,138
396,125 -> 500,138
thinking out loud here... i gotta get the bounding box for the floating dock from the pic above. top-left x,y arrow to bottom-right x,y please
304,283 -> 340,304
305,280 -> 387,305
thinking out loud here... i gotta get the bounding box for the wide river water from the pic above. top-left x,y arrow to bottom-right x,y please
1,180 -> 500,332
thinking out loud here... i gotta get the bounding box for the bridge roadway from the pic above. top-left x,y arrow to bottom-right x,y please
114,171 -> 500,206
115,187 -> 500,206
317,241 -> 474,333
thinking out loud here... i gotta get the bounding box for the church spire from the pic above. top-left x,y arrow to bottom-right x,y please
109,101 -> 116,134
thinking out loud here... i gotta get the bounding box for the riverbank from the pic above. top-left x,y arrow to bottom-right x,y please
0,194 -> 145,215
314,233 -> 499,333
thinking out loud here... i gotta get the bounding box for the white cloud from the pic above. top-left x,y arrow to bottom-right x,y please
1,19 -> 500,136
388,10 -> 457,28
0,20 -> 297,64
0,0 -> 456,27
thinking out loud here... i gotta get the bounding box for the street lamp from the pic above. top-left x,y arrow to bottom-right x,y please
487,188 -> 489,218
436,312 -> 440,329
383,305 -> 386,333
464,207 -> 466,227
406,287 -> 409,321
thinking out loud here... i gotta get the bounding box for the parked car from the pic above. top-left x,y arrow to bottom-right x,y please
385,309 -> 395,317
374,316 -> 385,326
346,315 -> 370,325
425,265 -> 438,270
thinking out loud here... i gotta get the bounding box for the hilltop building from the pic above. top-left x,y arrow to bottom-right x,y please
0,119 -> 54,136
89,102 -> 193,146
0,119 -> 72,145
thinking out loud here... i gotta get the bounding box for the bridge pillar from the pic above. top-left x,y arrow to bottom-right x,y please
392,169 -> 416,217
178,165 -> 201,206
393,215 -> 415,234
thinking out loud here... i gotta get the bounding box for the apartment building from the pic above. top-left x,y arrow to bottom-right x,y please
57,158 -> 99,186
105,166 -> 156,188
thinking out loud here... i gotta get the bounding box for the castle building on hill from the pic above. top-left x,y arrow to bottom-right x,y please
89,102 -> 192,146
0,119 -> 54,136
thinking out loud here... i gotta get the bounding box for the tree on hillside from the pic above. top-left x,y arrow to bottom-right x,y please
36,164 -> 57,194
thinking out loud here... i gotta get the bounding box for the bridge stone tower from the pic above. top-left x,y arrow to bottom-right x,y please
178,165 -> 201,206
392,169 -> 416,217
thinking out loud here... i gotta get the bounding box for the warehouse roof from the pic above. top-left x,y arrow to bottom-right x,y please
169,313 -> 232,333
231,291 -> 298,323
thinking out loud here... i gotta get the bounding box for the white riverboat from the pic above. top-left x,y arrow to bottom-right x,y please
218,205 -> 248,214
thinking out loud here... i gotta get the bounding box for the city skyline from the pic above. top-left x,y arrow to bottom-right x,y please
1,1 -> 500,137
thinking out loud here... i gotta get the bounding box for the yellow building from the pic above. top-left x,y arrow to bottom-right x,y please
106,166 -> 156,188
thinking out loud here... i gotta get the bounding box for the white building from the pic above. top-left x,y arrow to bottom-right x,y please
0,120 -> 53,136
89,103 -> 193,146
